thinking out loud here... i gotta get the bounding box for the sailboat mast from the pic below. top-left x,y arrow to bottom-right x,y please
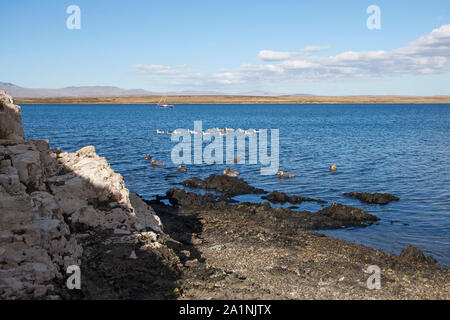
157,95 -> 164,107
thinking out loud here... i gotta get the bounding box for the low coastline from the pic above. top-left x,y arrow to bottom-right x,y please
14,95 -> 450,105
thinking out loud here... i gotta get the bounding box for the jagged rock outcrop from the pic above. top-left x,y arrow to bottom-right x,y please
0,91 -> 163,299
0,90 -> 25,141
0,140 -> 82,299
50,145 -> 162,232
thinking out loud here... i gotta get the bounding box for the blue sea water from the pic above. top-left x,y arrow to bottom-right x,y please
21,103 -> 450,266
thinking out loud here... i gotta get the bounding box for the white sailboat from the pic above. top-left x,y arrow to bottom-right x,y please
156,94 -> 174,109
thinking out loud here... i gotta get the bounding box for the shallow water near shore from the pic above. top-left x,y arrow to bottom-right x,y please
21,103 -> 450,266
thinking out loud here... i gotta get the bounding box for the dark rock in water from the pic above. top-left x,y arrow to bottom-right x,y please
400,245 -> 425,263
166,188 -> 224,208
316,203 -> 380,224
165,188 -> 379,230
181,174 -> 266,197
344,192 -> 399,205
181,177 -> 206,189
262,191 -> 327,205
425,256 -> 438,266
399,245 -> 437,265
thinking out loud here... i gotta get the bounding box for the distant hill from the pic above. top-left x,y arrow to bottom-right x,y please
0,82 -> 284,98
0,82 -> 158,98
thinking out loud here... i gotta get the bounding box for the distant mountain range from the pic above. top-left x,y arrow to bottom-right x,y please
0,82 -> 286,97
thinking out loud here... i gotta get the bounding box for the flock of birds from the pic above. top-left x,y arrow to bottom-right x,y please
156,127 -> 263,136
144,153 -> 338,177
153,128 -> 338,175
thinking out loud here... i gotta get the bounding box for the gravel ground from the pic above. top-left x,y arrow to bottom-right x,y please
152,202 -> 450,300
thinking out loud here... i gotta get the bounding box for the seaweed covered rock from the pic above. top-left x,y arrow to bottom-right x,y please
181,174 -> 266,197
400,245 -> 437,265
344,192 -> 399,205
165,188 -> 380,229
316,203 -> 380,225
262,191 -> 327,205
166,188 -> 223,208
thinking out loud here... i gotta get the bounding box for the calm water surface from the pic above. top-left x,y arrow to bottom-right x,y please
21,104 -> 450,266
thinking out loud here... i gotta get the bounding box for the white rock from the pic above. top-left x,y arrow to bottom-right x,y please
0,91 -> 164,299
129,250 -> 137,260
0,91 -> 25,141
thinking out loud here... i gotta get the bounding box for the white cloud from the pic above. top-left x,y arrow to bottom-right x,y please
302,45 -> 330,52
258,45 -> 330,61
131,64 -> 198,78
258,50 -> 295,61
131,24 -> 450,89
132,64 -> 177,75
282,60 -> 318,69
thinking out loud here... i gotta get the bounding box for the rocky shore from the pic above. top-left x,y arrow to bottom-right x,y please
1,90 -> 449,299
0,91 -> 166,299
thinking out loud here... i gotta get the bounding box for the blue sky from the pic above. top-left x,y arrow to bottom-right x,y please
1,0 -> 450,95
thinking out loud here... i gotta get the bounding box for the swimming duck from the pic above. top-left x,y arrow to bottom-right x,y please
329,165 -> 337,172
145,153 -> 152,160
223,167 -> 239,177
178,164 -> 187,173
277,171 -> 295,178
151,160 -> 165,167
